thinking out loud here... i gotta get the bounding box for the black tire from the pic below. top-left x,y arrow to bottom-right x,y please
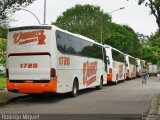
113,80 -> 118,85
114,74 -> 118,85
96,77 -> 103,90
70,80 -> 78,97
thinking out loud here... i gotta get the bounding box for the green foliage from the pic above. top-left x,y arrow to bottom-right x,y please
0,25 -> 8,39
103,23 -> 141,57
135,0 -> 160,34
53,4 -> 141,57
0,0 -> 36,21
53,4 -> 111,43
137,30 -> 160,65
0,23 -> 8,67
0,76 -> 6,89
149,31 -> 160,46
139,45 -> 159,64
146,31 -> 160,65
0,38 -> 7,66
137,0 -> 160,12
53,4 -> 158,65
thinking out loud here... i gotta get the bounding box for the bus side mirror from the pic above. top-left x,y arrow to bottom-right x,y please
136,65 -> 138,67
125,61 -> 128,67
106,56 -> 110,65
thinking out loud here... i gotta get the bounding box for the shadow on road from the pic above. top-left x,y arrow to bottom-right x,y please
1,81 -> 128,107
6,87 -> 100,105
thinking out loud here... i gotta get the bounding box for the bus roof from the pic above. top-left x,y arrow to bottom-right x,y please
9,25 -> 52,32
125,54 -> 136,59
9,25 -> 101,46
53,25 -> 98,45
104,44 -> 125,55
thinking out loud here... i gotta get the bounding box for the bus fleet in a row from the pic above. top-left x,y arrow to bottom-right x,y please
6,25 -> 155,97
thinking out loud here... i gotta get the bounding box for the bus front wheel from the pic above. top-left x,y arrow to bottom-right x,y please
113,80 -> 118,85
96,77 -> 103,90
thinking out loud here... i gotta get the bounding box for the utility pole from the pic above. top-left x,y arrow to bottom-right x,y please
43,0 -> 46,24
16,8 -> 41,25
101,7 -> 125,43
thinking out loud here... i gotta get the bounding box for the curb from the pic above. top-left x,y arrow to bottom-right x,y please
0,89 -> 30,107
142,94 -> 160,120
0,87 -> 7,91
148,94 -> 159,115
0,95 -> 30,107
157,94 -> 160,115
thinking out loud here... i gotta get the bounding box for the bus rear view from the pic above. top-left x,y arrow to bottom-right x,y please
6,26 -> 56,94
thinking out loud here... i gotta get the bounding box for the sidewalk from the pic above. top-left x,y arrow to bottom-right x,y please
0,88 -> 28,106
144,93 -> 160,119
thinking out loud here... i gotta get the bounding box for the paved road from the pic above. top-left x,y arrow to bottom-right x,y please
0,77 -> 160,115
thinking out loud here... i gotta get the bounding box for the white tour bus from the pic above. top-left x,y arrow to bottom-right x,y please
136,58 -> 143,77
125,54 -> 137,79
6,25 -> 107,97
104,45 -> 126,84
141,60 -> 147,68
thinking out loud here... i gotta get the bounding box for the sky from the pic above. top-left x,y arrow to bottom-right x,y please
11,0 -> 158,36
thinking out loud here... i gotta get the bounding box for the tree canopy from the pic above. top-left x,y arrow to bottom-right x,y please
53,4 -> 111,43
131,0 -> 160,35
103,23 -> 141,57
0,25 -> 8,39
0,38 -> 6,66
0,0 -> 36,66
0,0 -> 36,22
0,24 -> 7,66
53,4 -> 141,58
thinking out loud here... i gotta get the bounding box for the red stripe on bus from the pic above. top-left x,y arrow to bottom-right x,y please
7,77 -> 57,94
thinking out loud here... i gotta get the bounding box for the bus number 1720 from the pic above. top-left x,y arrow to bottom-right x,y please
20,63 -> 38,68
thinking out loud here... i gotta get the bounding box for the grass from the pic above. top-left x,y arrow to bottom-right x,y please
0,76 -> 6,89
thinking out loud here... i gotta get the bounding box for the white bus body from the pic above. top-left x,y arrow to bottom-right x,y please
136,58 -> 143,77
125,55 -> 136,79
6,25 -> 107,96
148,64 -> 158,77
141,60 -> 147,68
104,45 -> 126,84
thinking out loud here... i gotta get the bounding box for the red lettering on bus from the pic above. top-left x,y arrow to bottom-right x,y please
83,61 -> 97,86
13,30 -> 46,45
59,57 -> 70,66
20,63 -> 38,68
